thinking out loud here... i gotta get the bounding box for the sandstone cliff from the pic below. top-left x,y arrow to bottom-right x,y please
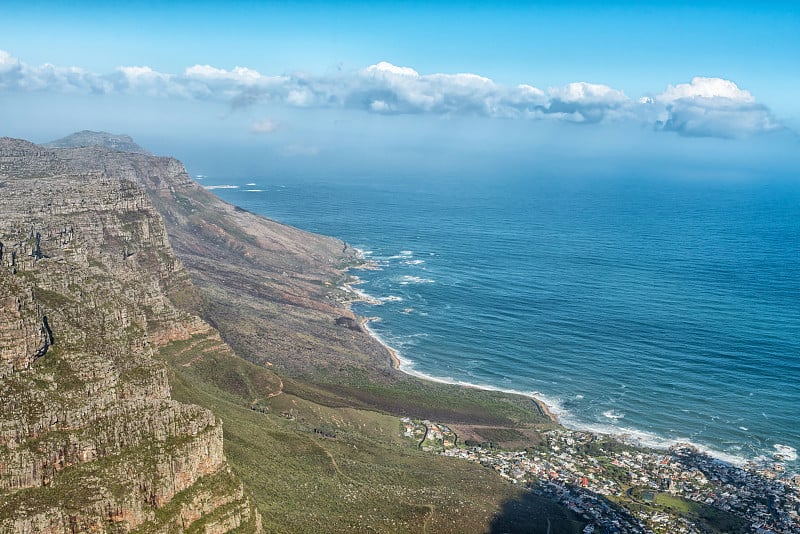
0,138 -> 261,533
44,142 -> 386,381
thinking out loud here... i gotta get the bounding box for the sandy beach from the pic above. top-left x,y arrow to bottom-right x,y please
359,316 -> 402,370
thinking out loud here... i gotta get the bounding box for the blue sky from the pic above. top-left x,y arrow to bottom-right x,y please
1,1 -> 798,179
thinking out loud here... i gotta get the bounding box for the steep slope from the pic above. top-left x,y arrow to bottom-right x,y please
0,138 -> 261,533
49,145 -> 382,377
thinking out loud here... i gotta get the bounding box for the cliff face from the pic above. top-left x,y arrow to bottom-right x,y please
0,138 -> 261,533
47,143 -> 384,381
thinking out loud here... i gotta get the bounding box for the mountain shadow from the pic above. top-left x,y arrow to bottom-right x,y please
488,491 -> 586,534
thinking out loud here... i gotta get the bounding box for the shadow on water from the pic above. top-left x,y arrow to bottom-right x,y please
488,491 -> 586,534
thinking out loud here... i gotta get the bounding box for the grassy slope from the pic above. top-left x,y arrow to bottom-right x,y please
160,335 -> 584,533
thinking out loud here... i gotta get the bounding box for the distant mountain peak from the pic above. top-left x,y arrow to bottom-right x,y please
44,130 -> 151,154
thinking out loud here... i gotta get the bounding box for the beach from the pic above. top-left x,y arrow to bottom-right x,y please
359,316 -> 401,370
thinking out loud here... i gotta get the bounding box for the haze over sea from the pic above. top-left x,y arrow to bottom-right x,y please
210,174 -> 799,472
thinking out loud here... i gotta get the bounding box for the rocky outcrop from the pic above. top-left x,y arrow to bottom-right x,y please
334,316 -> 363,332
0,276 -> 50,377
0,139 -> 261,532
0,138 -> 71,179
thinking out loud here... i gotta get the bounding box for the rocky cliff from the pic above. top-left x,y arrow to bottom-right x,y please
45,142 -> 384,381
0,138 -> 261,533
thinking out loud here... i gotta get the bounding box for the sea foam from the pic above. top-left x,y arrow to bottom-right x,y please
774,444 -> 798,462
399,275 -> 434,285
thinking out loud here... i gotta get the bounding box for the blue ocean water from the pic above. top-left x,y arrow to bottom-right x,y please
209,175 -> 800,471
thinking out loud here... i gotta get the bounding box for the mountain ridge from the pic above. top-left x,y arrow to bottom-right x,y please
43,130 -> 151,155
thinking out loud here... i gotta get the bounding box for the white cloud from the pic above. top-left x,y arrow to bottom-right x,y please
549,82 -> 628,104
544,82 -> 631,123
0,50 -> 783,138
352,62 -> 532,116
657,100 -> 780,138
658,77 -> 755,103
117,65 -> 159,79
495,84 -> 548,117
653,77 -> 778,137
517,84 -> 545,98
0,50 -> 109,93
114,65 -> 179,97
184,64 -> 228,78
370,100 -> 391,112
365,61 -> 420,78
286,88 -> 314,107
249,118 -> 280,134
185,64 -> 263,85
0,50 -> 21,74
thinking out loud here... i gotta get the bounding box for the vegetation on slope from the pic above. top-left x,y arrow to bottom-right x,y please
159,335 -> 584,533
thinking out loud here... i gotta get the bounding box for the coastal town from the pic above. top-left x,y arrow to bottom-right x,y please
402,418 -> 800,533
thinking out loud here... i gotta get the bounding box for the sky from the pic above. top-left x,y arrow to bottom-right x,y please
1,0 -> 798,181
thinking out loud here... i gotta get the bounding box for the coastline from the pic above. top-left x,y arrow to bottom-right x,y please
340,256 -> 800,475
345,268 -> 558,424
199,169 -> 800,488
359,316 -> 401,370
355,304 -> 755,466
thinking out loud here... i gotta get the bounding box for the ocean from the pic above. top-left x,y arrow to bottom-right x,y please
207,174 -> 800,472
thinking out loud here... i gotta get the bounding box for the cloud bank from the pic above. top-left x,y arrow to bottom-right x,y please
650,77 -> 779,138
0,50 -> 780,138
